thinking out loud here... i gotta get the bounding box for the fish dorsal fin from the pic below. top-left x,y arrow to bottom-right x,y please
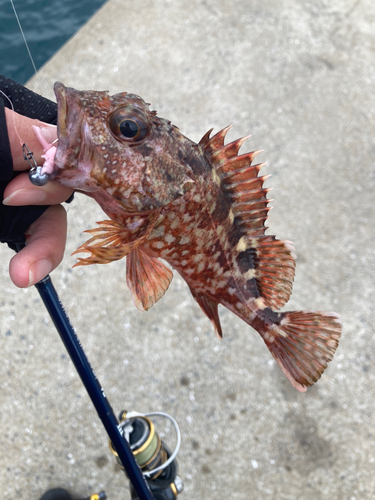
126,248 -> 173,311
72,212 -> 160,267
200,127 -> 296,309
189,288 -> 222,338
252,236 -> 296,310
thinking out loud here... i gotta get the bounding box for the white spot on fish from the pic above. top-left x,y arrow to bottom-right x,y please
183,214 -> 193,223
210,201 -> 216,214
193,254 -> 204,263
197,261 -> 205,273
255,297 -> 266,310
228,209 -> 235,224
165,234 -> 176,244
264,330 -> 275,343
196,238 -> 205,248
152,241 -> 165,249
244,269 -> 256,279
179,235 -> 191,245
236,236 -> 248,252
151,225 -> 165,238
193,194 -> 201,203
228,287 -> 236,295
213,170 -> 221,185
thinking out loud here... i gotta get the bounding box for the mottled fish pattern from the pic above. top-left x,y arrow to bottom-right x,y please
52,82 -> 341,392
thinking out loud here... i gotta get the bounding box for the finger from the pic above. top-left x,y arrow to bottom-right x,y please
3,173 -> 73,206
9,205 -> 67,288
5,107 -> 57,171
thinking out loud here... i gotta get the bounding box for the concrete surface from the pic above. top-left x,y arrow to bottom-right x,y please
1,0 -> 375,498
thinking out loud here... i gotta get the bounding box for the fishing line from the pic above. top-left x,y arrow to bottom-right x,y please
0,88 -> 54,185
0,89 -> 24,146
9,0 -> 38,75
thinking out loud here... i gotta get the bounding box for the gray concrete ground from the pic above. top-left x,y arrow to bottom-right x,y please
1,0 -> 374,498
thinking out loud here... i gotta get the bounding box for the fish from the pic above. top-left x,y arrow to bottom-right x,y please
49,82 -> 341,392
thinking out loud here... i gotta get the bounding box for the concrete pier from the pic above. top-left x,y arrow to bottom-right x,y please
1,0 -> 374,498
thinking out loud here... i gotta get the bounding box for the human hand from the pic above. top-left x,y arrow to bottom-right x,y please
3,108 -> 73,287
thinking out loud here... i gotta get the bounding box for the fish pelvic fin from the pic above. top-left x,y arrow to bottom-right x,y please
258,310 -> 341,391
126,248 -> 173,311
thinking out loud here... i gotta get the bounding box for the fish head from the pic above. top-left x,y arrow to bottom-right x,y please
53,82 -> 194,213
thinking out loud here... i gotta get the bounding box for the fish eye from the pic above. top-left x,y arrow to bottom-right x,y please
108,106 -> 149,143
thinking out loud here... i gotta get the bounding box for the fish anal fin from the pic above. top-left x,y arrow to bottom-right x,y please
254,238 -> 296,310
126,248 -> 173,311
262,311 -> 341,391
190,289 -> 222,339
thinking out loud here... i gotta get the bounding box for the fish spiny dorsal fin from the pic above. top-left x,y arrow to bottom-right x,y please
198,128 -> 214,148
201,127 -> 296,310
199,125 -> 232,153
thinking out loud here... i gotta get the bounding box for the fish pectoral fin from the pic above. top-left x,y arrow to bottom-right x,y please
72,220 -> 137,266
126,248 -> 174,311
72,213 -> 161,267
189,289 -> 222,339
263,311 -> 342,392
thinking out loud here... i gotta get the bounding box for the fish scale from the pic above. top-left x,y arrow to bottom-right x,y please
45,82 -> 341,392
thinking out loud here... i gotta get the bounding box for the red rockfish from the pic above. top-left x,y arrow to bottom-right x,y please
50,82 -> 341,392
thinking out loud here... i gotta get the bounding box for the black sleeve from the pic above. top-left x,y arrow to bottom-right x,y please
0,75 -> 58,251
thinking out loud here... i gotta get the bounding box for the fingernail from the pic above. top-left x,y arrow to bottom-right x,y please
3,188 -> 47,206
28,259 -> 52,286
39,125 -> 57,146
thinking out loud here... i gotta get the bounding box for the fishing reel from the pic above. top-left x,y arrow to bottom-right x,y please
109,410 -> 184,500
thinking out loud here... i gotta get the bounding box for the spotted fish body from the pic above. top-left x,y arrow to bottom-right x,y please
51,82 -> 341,392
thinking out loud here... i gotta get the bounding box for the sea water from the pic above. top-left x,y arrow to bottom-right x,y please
0,0 -> 107,84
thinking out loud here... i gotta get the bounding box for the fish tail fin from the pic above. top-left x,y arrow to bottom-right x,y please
262,311 -> 341,392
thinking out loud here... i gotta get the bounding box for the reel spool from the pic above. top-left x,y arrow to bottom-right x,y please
109,411 -> 183,500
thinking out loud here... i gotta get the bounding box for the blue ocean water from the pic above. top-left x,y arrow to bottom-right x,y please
0,0 -> 107,84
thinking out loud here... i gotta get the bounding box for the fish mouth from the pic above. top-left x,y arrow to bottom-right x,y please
54,82 -> 68,141
53,81 -> 89,185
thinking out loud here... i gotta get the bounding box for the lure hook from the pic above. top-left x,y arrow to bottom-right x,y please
23,143 -> 51,186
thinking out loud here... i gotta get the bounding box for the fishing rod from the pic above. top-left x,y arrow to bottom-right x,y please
15,244 -> 183,500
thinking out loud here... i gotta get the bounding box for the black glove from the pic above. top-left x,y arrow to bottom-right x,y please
0,75 -> 58,250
